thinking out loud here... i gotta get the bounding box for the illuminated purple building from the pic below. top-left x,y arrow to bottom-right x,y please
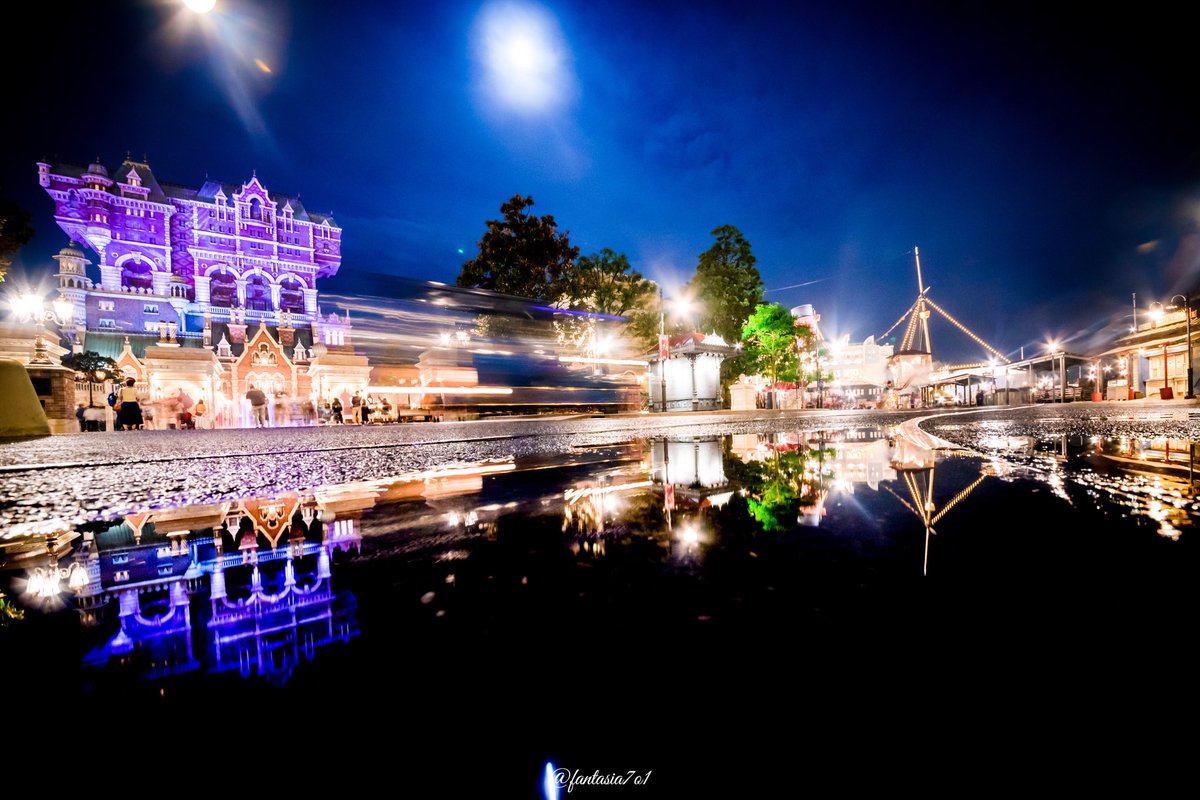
37,156 -> 342,333
35,157 -> 373,417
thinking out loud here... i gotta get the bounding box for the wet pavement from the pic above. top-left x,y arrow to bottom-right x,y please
0,410 -> 921,532
0,404 -> 1193,793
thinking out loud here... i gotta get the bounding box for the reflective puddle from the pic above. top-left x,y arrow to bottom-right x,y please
1,420 -> 1192,720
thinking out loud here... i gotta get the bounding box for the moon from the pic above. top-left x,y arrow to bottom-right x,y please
472,1 -> 575,114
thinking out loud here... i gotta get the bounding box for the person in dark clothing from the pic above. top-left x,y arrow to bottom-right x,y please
331,397 -> 343,424
246,383 -> 269,427
76,404 -> 86,432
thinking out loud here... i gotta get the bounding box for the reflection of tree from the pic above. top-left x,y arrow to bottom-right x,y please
726,442 -> 836,531
0,594 -> 24,627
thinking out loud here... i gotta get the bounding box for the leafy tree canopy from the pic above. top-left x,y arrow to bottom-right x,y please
687,224 -> 763,342
61,351 -> 118,377
558,248 -> 660,353
457,194 -> 580,302
741,302 -> 798,384
0,198 -> 35,282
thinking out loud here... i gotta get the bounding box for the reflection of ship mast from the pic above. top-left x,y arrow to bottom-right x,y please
885,422 -> 987,575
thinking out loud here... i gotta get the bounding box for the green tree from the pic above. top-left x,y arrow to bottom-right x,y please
687,225 -> 763,342
62,351 -> 118,407
557,248 -> 659,354
457,194 -> 580,301
0,198 -> 35,283
741,303 -> 798,385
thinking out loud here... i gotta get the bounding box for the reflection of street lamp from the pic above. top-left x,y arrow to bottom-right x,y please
24,533 -> 88,603
26,560 -> 89,600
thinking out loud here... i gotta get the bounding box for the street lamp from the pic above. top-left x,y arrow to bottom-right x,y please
1148,301 -> 1165,326
1148,301 -> 1173,399
7,290 -> 77,362
655,290 -> 699,412
1170,293 -> 1194,399
8,291 -> 74,326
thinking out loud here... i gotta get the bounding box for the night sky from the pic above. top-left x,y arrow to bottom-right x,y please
4,0 -> 1199,363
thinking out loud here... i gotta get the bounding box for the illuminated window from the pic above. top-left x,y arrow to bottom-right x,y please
98,300 -> 115,311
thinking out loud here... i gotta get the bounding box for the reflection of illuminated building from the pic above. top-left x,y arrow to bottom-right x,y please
650,437 -> 730,508
66,493 -> 360,685
829,436 -> 896,491
882,421 -> 989,575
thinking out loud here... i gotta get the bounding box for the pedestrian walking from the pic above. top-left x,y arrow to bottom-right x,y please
246,383 -> 269,427
116,377 -> 144,430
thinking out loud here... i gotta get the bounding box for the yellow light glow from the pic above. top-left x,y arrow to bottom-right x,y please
254,58 -> 272,73
184,0 -> 216,13
557,356 -> 648,367
363,385 -> 513,396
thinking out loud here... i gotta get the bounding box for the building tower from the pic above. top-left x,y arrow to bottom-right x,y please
53,241 -> 91,352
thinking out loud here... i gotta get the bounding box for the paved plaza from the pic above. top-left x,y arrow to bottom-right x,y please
4,402 -> 1199,532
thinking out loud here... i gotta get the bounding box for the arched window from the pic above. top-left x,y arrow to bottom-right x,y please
209,270 -> 237,308
249,198 -> 262,221
278,276 -> 305,314
120,258 -> 154,292
245,274 -> 273,311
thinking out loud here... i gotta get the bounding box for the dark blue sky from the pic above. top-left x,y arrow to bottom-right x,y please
5,0 -> 1199,362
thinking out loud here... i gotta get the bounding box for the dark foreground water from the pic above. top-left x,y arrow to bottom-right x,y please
1,416 -> 1192,794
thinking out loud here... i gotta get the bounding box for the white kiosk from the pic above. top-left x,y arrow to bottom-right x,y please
647,333 -> 738,412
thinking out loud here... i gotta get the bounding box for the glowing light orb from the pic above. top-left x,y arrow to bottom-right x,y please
184,0 -> 216,13
472,1 -> 575,114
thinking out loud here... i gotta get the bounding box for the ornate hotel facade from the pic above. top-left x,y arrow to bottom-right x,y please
36,157 -> 370,423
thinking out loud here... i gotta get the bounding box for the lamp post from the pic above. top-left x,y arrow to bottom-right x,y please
658,287 -> 667,413
7,291 -> 75,352
1170,293 -> 1194,399
654,291 -> 696,413
1148,301 -> 1171,399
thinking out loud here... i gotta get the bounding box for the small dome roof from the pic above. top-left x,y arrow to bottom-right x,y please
86,161 -> 108,177
169,273 -> 187,283
58,241 -> 86,258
